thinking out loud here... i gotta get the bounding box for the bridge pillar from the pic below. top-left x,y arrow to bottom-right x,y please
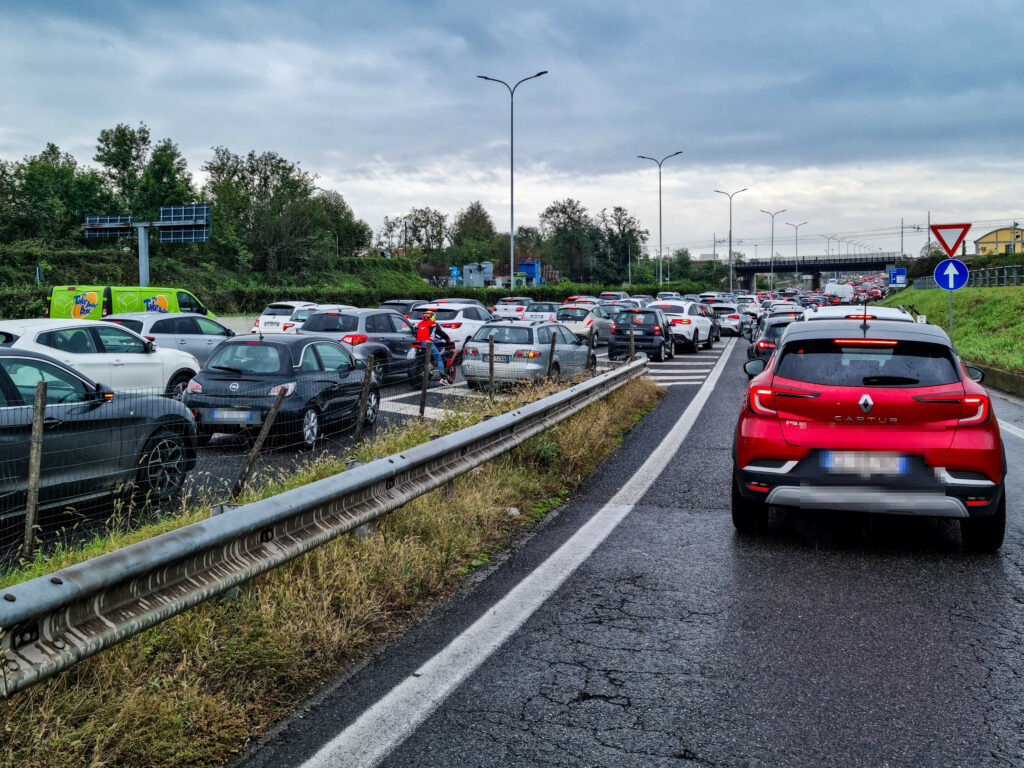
811,273 -> 821,290
741,272 -> 757,293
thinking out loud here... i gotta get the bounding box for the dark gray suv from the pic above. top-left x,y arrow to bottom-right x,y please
298,308 -> 421,384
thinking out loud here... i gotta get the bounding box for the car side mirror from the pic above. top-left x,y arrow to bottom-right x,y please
92,382 -> 115,402
964,365 -> 984,383
741,328 -> 751,340
744,359 -> 766,378
145,341 -> 157,353
226,329 -> 236,337
353,359 -> 366,370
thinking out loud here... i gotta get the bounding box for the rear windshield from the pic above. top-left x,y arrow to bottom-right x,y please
473,326 -> 533,344
263,304 -> 299,316
764,323 -> 792,340
104,318 -> 144,334
526,303 -> 559,312
409,308 -> 458,321
650,304 -> 686,313
302,313 -> 359,332
599,292 -> 622,299
498,298 -> 530,305
291,309 -> 315,322
207,342 -> 287,374
776,338 -> 959,387
557,308 -> 589,321
616,312 -> 659,326
712,305 -> 738,314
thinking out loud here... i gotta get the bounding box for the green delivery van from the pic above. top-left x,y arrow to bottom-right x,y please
45,286 -> 216,320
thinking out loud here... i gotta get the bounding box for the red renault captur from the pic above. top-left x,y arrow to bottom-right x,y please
732,319 -> 1006,550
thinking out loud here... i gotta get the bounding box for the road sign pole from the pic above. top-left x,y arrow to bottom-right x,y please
949,287 -> 953,338
136,223 -> 150,287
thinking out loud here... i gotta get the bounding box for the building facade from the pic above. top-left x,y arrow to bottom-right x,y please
975,227 -> 1023,255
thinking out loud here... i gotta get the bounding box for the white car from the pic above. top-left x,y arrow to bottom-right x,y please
0,319 -> 201,396
491,297 -> 534,320
735,295 -> 764,319
252,301 -> 317,334
521,302 -> 561,322
281,304 -> 356,334
646,301 -> 714,352
408,302 -> 492,346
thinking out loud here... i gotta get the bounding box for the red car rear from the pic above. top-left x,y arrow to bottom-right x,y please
732,319 -> 1005,550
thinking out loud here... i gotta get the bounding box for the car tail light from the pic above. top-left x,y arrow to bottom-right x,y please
467,347 -> 479,356
515,349 -> 542,358
44,304 -> 50,318
441,322 -> 462,328
610,323 -> 617,331
729,314 -> 740,319
747,482 -> 770,493
186,379 -> 203,394
750,385 -> 819,415
268,382 -> 296,396
244,341 -> 261,345
516,306 -> 525,311
671,318 -> 691,325
960,395 -> 990,424
652,325 -> 662,336
491,306 -> 497,311
254,318 -> 260,327
283,323 -> 295,331
342,334 -> 368,345
756,340 -> 776,349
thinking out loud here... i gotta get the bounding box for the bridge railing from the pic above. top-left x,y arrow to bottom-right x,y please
913,265 -> 1024,290
737,252 -> 901,271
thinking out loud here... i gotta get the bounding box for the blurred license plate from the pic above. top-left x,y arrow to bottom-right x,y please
210,409 -> 259,423
264,322 -> 278,327
482,355 -> 510,363
822,452 -> 907,476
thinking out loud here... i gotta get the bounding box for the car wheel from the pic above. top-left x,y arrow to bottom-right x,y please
731,472 -> 769,533
466,378 -> 481,390
134,428 -> 187,502
166,372 -> 193,399
667,340 -> 676,359
372,357 -> 387,382
363,387 -> 380,427
300,407 -> 321,450
689,331 -> 700,354
704,332 -> 714,350
654,342 -> 665,362
960,492 -> 1005,552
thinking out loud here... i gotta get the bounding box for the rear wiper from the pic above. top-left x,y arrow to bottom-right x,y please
211,365 -> 243,374
862,376 -> 919,385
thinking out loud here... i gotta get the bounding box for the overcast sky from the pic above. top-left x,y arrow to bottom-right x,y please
2,0 -> 1023,257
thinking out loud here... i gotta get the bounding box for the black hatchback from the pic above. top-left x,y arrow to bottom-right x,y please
183,335 -> 380,450
607,308 -> 675,362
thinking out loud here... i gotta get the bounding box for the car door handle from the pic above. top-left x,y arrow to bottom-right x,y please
111,360 -> 124,366
178,340 -> 188,345
43,417 -> 62,427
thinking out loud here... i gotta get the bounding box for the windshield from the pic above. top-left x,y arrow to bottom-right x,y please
104,319 -> 144,334
776,338 -> 959,387
557,309 -> 589,321
526,303 -> 559,312
409,308 -> 458,321
207,342 -> 287,374
473,326 -> 533,344
302,313 -> 359,332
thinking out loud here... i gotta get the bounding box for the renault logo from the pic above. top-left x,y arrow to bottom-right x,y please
858,394 -> 873,414
229,382 -> 239,392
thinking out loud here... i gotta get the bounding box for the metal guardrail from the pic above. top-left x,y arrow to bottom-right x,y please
0,358 -> 647,698
914,265 -> 1024,290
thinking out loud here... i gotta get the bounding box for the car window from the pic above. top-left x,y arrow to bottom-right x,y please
313,343 -> 352,372
473,326 -> 533,345
154,317 -> 199,335
765,323 -> 792,340
262,304 -> 297,316
537,326 -> 552,344
302,313 -> 359,333
299,347 -> 322,371
94,325 -> 146,354
389,314 -> 415,334
196,317 -> 229,336
0,358 -> 90,405
290,309 -> 315,323
207,342 -> 286,374
37,327 -> 99,355
556,326 -> 577,343
177,292 -> 203,314
776,338 -> 959,387
557,308 -> 589,322
104,319 -> 144,334
365,314 -> 392,334
150,318 -> 176,334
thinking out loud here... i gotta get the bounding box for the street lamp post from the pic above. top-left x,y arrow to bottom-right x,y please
761,208 -> 786,293
477,70 -> 548,289
638,151 -> 682,286
715,188 -> 747,292
786,221 -> 808,286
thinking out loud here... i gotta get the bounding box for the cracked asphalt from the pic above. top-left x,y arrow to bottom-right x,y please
241,339 -> 1024,768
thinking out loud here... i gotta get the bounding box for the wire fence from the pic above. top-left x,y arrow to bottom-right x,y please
0,328 -> 607,565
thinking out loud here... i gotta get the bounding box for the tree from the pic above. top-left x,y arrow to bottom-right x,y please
597,206 -> 649,284
94,122 -> 151,209
402,206 -> 449,256
451,201 -> 496,246
514,225 -> 543,255
135,138 -> 195,221
540,198 -> 599,281
313,189 -> 372,259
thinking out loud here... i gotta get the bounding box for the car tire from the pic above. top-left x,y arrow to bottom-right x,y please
134,428 -> 188,503
165,371 -> 193,399
960,493 -> 1006,552
363,387 -> 380,427
704,332 -> 714,350
299,407 -> 321,450
731,473 -> 769,534
689,331 -> 700,354
466,379 -> 481,390
372,357 -> 387,382
654,342 -> 665,362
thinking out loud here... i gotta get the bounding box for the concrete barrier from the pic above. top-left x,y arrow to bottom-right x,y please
966,360 -> 1024,399
220,315 -> 259,334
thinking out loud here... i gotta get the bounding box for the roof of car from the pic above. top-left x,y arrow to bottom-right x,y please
781,319 -> 950,344
263,301 -> 315,309
804,305 -> 913,321
227,333 -> 322,346
104,312 -> 209,320
417,302 -> 475,310
0,318 -> 105,332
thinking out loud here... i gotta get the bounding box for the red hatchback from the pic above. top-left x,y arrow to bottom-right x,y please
733,320 -> 1006,550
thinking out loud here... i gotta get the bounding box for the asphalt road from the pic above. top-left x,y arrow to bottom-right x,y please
235,333 -> 1024,768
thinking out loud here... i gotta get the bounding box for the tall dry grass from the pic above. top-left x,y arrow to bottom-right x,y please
0,377 -> 660,768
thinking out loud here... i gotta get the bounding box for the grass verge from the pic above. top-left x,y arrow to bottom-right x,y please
881,287 -> 1024,373
0,376 -> 661,768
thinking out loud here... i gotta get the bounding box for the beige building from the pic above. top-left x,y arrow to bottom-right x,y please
975,227 -> 1023,255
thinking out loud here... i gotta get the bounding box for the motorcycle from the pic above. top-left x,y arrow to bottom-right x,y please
409,339 -> 464,385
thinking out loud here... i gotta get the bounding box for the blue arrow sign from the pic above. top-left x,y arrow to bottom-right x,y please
933,258 -> 968,291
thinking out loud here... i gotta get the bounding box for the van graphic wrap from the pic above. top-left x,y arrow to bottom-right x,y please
116,293 -> 139,312
144,295 -> 170,312
71,292 -> 99,319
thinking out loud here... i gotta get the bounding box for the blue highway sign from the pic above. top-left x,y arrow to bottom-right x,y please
888,267 -> 906,287
933,258 -> 968,291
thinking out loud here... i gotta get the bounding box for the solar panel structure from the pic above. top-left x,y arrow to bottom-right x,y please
83,214 -> 133,239
157,204 -> 211,243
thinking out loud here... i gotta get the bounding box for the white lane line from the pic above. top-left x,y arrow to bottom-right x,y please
659,381 -> 701,387
297,337 -> 737,768
1000,421 -> 1024,441
650,377 -> 707,383
379,402 -> 445,420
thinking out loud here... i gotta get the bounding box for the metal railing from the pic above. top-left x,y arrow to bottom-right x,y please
914,265 -> 1024,290
0,356 -> 647,698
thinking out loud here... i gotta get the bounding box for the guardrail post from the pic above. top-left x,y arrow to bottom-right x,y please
22,381 -> 46,560
586,327 -> 595,373
546,332 -> 557,378
230,387 -> 287,501
419,345 -> 431,418
355,353 -> 374,440
488,336 -> 495,393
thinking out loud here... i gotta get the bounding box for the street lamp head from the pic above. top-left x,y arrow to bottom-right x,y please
535,70 -> 548,77
637,155 -> 655,161
666,151 -> 683,159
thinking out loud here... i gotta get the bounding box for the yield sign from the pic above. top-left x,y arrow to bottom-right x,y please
930,223 -> 971,258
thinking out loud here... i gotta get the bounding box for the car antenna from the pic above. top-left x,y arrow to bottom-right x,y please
860,293 -> 870,335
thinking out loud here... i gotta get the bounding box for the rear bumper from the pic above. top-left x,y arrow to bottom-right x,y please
764,485 -> 969,518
